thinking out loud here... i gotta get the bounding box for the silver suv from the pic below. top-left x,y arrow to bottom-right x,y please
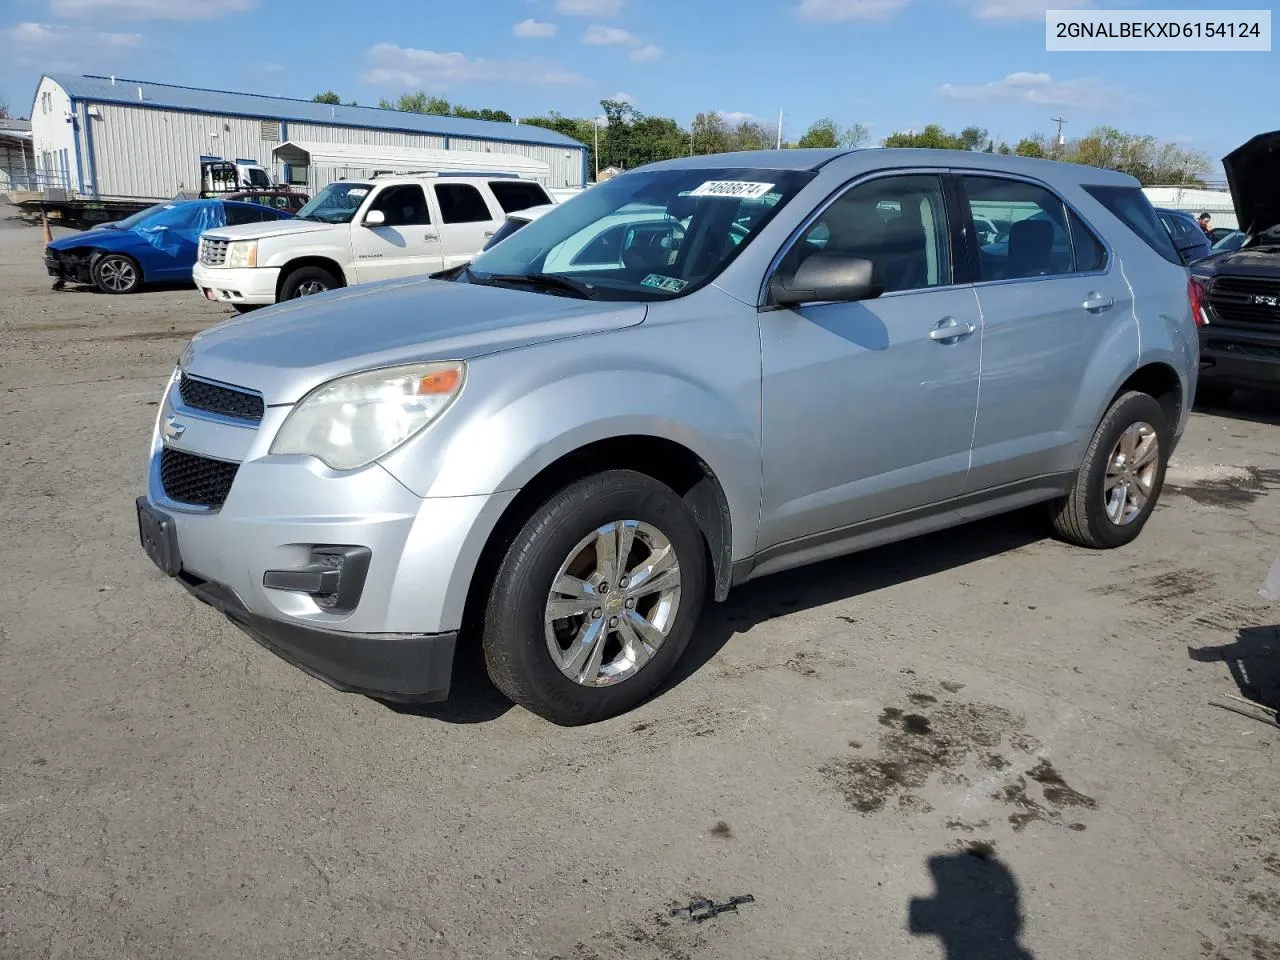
137,149 -> 1199,725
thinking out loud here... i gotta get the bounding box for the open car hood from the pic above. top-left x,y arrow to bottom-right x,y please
1224,130 -> 1280,238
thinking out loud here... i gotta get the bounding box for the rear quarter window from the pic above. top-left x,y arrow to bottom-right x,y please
489,180 -> 551,214
1084,185 -> 1182,266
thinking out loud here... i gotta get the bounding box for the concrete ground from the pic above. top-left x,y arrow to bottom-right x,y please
1,208 -> 1277,960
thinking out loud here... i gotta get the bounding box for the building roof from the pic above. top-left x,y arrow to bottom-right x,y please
46,74 -> 588,152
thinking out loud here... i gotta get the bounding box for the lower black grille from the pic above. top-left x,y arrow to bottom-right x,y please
178,374 -> 264,422
1206,276 -> 1280,328
1206,340 -> 1280,361
160,448 -> 239,507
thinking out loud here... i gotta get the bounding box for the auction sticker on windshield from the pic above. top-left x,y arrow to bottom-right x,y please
347,188 -> 369,198
689,181 -> 775,200
641,274 -> 688,293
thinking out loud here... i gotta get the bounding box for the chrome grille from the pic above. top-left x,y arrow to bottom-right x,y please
199,236 -> 230,267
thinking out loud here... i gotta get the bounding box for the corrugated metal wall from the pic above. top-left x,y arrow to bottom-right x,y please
88,104 -> 270,198
80,104 -> 589,200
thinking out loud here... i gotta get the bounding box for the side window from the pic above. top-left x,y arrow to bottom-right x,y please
788,174 -> 951,294
488,180 -> 551,213
1083,185 -> 1182,265
225,204 -> 263,226
434,184 -> 493,224
1068,209 -> 1107,272
368,185 -> 432,226
962,176 -> 1081,281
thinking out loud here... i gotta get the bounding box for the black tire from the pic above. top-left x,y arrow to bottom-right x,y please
482,470 -> 708,725
1194,383 -> 1234,409
92,253 -> 142,294
1050,391 -> 1170,549
279,265 -> 338,300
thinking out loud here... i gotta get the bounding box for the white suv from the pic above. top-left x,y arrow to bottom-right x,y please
192,174 -> 553,310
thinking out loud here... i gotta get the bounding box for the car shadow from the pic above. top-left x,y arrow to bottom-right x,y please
1193,389 -> 1280,427
53,280 -> 197,295
1188,625 -> 1280,714
908,848 -> 1036,960
659,509 -> 1047,697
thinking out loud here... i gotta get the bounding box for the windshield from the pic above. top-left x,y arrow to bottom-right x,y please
109,203 -> 169,230
465,166 -> 816,301
295,182 -> 372,224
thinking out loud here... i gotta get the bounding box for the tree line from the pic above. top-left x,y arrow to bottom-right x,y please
313,91 -> 1213,186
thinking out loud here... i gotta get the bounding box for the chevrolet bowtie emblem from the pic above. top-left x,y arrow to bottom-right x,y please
161,416 -> 186,441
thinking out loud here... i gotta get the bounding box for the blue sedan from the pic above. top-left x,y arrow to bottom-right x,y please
44,198 -> 293,294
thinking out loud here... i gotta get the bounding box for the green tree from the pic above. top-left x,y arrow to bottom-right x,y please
380,93 -> 452,115
797,117 -> 840,149
883,124 -> 964,149
312,91 -> 342,104
841,123 -> 871,148
690,111 -> 730,155
1014,136 -> 1046,158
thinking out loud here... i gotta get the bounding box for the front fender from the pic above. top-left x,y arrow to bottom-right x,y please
378,327 -> 763,561
263,243 -> 350,271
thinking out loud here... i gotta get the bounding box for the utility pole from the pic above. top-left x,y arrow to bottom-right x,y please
594,117 -> 600,180
1051,116 -> 1068,155
776,109 -> 784,150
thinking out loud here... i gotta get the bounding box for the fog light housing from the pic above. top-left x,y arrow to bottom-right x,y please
263,546 -> 371,614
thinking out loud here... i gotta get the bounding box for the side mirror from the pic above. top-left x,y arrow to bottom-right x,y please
770,254 -> 883,307
364,209 -> 386,227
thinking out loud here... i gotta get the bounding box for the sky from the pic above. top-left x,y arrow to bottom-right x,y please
1,0 -> 1275,180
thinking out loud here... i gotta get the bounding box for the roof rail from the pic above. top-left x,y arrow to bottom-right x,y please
368,170 -> 526,180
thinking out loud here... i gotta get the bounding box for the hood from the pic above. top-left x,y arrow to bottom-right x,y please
201,219 -> 337,242
185,275 -> 646,405
48,226 -> 139,251
1191,245 -> 1280,280
1224,130 -> 1280,238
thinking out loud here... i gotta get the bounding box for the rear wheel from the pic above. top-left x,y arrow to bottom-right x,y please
482,470 -> 708,725
1051,391 -> 1170,549
280,265 -> 338,300
93,254 -> 141,294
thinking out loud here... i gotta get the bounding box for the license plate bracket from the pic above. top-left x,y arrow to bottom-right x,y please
136,497 -> 181,577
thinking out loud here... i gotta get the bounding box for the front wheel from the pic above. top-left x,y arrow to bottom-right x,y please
279,265 -> 338,300
92,254 -> 141,294
1051,390 -> 1170,549
482,470 -> 708,725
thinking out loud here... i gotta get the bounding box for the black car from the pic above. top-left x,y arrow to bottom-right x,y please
1155,207 -> 1212,264
1190,130 -> 1280,403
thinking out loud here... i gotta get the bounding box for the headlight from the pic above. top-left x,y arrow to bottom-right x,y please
225,239 -> 258,269
270,361 -> 466,470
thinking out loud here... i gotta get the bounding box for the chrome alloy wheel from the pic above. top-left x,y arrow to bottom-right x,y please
1104,421 -> 1159,525
293,279 -> 328,297
544,520 -> 682,687
98,257 -> 136,292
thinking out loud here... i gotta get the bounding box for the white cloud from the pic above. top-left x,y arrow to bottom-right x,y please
513,17 -> 557,38
4,20 -> 142,49
610,91 -> 634,104
629,43 -> 663,62
582,24 -> 635,45
52,0 -> 256,20
719,111 -> 760,125
555,0 -> 623,15
964,0 -> 1092,19
362,44 -> 586,92
796,0 -> 912,21
938,71 -> 1136,109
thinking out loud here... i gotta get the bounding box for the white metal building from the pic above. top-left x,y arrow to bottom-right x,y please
29,74 -> 590,202
0,118 -> 35,196
270,140 -> 552,192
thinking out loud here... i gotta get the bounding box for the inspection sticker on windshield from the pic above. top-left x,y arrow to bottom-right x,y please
689,180 -> 775,200
347,188 -> 369,197
641,273 -> 687,293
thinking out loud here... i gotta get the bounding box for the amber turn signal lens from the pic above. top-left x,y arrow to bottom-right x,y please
417,368 -> 461,394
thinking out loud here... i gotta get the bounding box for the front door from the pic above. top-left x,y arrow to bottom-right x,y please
956,173 -> 1133,498
350,183 -> 444,282
758,173 -> 982,552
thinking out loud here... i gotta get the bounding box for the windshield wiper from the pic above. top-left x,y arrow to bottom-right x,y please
472,272 -> 597,299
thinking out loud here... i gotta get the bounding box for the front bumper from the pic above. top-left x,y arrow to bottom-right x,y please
193,262 -> 281,306
45,246 -> 94,285
178,564 -> 457,702
1199,330 -> 1280,392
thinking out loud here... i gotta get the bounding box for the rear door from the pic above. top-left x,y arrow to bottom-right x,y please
349,183 -> 444,282
958,172 -> 1130,499
433,183 -> 503,267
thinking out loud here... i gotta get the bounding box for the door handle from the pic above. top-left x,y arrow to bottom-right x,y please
424,232 -> 438,241
1082,292 -> 1114,312
928,317 -> 977,342
482,231 -> 495,238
